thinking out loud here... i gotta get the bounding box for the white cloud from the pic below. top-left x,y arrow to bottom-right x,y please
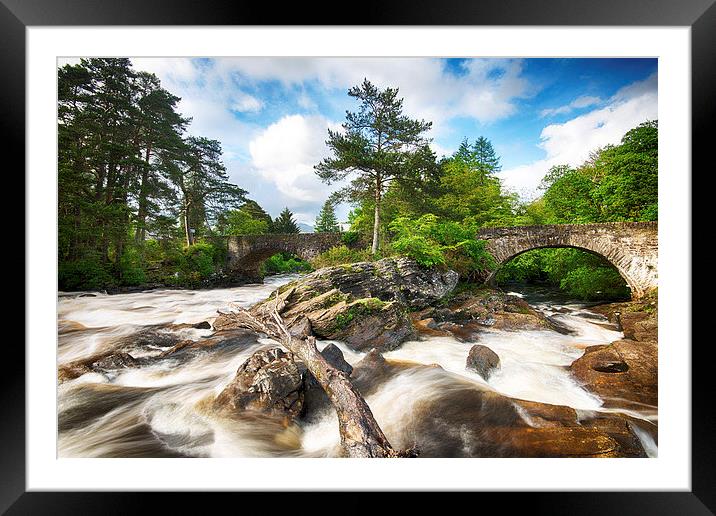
231,93 -> 264,113
201,57 -> 533,134
540,95 -> 602,118
499,73 -> 657,199
248,114 -> 342,204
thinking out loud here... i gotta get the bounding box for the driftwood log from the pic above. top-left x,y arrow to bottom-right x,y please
223,293 -> 415,458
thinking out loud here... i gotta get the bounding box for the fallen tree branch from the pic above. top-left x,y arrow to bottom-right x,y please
225,294 -> 414,458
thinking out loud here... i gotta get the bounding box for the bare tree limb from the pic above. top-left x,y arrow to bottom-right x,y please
224,294 -> 415,458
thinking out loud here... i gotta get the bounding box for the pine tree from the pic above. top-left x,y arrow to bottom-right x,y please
314,200 -> 340,232
315,78 -> 436,254
272,207 -> 300,234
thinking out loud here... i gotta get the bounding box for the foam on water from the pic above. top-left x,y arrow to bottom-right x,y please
58,277 -> 654,458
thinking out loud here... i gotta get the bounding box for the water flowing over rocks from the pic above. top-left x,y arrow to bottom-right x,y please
411,287 -> 571,342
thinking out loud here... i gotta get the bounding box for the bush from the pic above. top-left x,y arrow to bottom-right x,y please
178,242 -> 217,286
58,252 -> 114,291
388,215 -> 495,280
342,230 -> 360,246
118,247 -> 146,286
260,253 -> 312,275
311,245 -> 373,268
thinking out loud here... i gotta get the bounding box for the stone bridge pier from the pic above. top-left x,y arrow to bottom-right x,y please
226,233 -> 343,281
477,222 -> 658,300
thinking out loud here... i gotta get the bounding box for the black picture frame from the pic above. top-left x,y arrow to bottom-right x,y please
4,0 -> 710,513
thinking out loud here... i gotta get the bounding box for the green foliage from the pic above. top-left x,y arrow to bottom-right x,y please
314,200 -> 340,233
118,247 -> 146,286
341,230 -> 360,246
260,253 -> 312,275
58,252 -> 114,291
389,215 -> 495,280
496,248 -> 630,301
311,245 -> 373,268
178,242 -> 216,286
219,208 -> 269,235
272,207 -> 301,234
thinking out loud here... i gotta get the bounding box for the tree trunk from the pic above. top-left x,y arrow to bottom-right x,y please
372,183 -> 381,255
134,145 -> 152,244
225,296 -> 415,458
184,200 -> 193,246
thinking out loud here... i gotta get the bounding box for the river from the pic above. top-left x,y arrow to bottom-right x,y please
57,275 -> 657,458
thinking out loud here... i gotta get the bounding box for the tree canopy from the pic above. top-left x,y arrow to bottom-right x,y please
315,78 -> 437,254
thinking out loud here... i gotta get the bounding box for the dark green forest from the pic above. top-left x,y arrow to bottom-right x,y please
58,60 -> 657,299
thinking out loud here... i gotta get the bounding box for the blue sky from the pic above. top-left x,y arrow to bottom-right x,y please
68,57 -> 658,226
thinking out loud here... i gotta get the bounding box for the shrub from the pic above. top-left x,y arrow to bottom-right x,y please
118,247 -> 146,286
341,230 -> 360,246
260,253 -> 312,275
58,252 -> 114,291
178,242 -> 216,286
311,245 -> 373,268
388,215 -> 495,280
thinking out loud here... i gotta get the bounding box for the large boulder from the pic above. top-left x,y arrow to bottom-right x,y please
271,257 -> 459,311
213,348 -> 304,421
242,258 -> 457,352
570,338 -> 657,410
466,345 -> 501,380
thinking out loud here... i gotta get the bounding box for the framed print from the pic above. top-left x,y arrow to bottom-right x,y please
5,0 -> 712,512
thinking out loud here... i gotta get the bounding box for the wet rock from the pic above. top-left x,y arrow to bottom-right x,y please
158,329 -> 258,359
350,349 -> 395,395
220,258 -> 455,353
570,338 -> 657,410
388,372 -> 646,458
192,321 -> 211,329
92,352 -> 139,370
466,345 -> 501,379
302,344 -> 353,418
213,347 -> 304,421
319,343 -> 353,376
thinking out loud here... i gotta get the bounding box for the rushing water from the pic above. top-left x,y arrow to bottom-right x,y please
57,277 -> 657,458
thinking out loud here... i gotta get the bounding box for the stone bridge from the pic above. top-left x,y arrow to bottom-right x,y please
477,222 -> 658,299
226,233 -> 342,280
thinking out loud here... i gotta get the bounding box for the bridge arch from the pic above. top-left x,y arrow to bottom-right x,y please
226,233 -> 342,281
477,222 -> 658,300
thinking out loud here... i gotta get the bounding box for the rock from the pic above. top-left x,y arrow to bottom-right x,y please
92,352 -> 139,370
570,338 -> 657,410
248,258 -> 449,352
466,345 -> 500,379
158,329 -> 258,359
319,343 -> 353,376
302,343 -> 353,418
213,348 -> 304,421
390,370 -> 646,458
265,257 -> 459,311
192,321 -> 211,329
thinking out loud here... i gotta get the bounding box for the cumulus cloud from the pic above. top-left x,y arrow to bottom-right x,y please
499,73 -> 657,199
248,114 -> 342,205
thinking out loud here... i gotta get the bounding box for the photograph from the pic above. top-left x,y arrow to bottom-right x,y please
56,56 -> 660,459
